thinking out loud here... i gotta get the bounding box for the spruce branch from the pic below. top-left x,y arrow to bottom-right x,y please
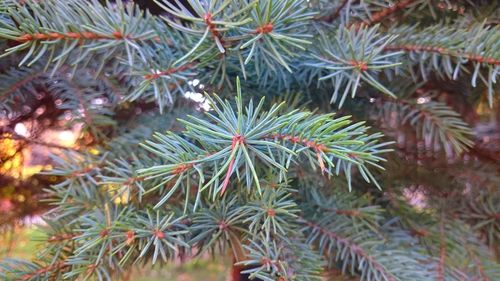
138,78 -> 391,203
0,0 -> 157,69
372,96 -> 475,155
0,259 -> 68,281
350,0 -> 416,28
237,0 -> 315,72
305,25 -> 401,106
386,23 -> 500,105
0,1 -> 499,280
237,234 -> 324,281
300,216 -> 432,281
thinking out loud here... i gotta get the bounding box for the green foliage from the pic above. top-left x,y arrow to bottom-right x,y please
0,0 -> 499,280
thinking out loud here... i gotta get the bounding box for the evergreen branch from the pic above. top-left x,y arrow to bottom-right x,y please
384,44 -> 500,66
457,192 -> 500,247
138,78 -> 391,201
237,0 -> 315,72
402,100 -> 475,154
0,1 -> 499,280
19,261 -> 68,281
189,195 -> 248,258
238,233 -> 324,281
351,0 -> 415,28
143,63 -> 195,81
387,23 -> 500,105
0,63 -> 52,114
0,0 -> 157,69
305,25 -> 401,106
388,198 -> 499,280
301,217 -> 399,281
299,187 -> 436,280
373,98 -> 474,155
0,259 -> 68,281
12,30 -> 138,43
0,65 -> 45,99
242,188 -> 300,240
461,232 -> 492,281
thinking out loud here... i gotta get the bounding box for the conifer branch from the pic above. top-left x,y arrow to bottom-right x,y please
351,0 -> 415,28
0,1 -> 499,280
384,45 -> 500,66
301,217 -> 397,281
19,261 -> 68,281
139,78 -> 391,200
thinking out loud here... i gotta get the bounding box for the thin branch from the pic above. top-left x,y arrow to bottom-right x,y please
350,0 -> 415,28
0,70 -> 45,100
144,63 -> 195,80
19,261 -> 68,281
300,216 -> 397,281
14,31 -> 142,43
384,45 -> 500,66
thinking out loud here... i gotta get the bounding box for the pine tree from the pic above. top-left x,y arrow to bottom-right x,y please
0,0 -> 499,280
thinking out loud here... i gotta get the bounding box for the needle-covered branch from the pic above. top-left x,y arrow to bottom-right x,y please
139,78 -> 391,205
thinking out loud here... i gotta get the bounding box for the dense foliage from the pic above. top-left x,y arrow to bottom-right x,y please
0,0 -> 499,280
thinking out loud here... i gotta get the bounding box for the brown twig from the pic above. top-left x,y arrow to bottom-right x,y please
349,0 -> 415,28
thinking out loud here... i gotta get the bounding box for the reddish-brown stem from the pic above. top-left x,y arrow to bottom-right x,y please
266,133 -> 328,173
123,176 -> 144,186
143,63 -> 194,80
267,208 -> 276,217
267,133 -> 327,153
204,13 -> 226,48
335,209 -> 362,217
221,134 -> 245,195
350,0 -> 415,28
172,163 -> 194,175
20,261 -> 68,281
230,257 -> 245,281
15,31 -> 131,43
70,165 -> 97,177
409,228 -> 429,237
153,229 -> 165,239
125,230 -> 135,245
254,23 -> 274,34
348,60 -> 368,71
384,45 -> 500,66
47,232 -> 80,243
221,157 -> 236,195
